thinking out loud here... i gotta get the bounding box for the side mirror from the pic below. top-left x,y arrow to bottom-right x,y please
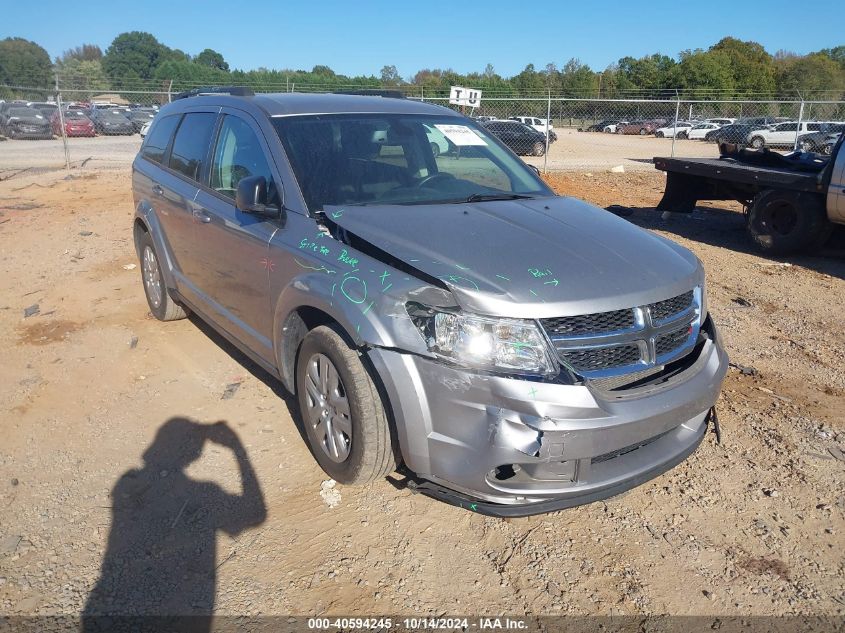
236,175 -> 280,218
528,164 -> 542,177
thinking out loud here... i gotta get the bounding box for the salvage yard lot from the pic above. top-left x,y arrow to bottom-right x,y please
0,128 -> 725,174
0,152 -> 843,617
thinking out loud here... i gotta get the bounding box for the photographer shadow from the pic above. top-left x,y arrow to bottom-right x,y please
82,417 -> 267,632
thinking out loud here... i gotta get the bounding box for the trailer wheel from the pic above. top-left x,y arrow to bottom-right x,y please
747,189 -> 831,255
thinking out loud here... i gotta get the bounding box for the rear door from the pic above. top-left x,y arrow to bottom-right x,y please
159,110 -> 219,302
135,113 -> 200,295
770,122 -> 796,145
190,109 -> 282,362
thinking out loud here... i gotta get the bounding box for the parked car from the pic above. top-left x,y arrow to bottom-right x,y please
583,119 -> 620,132
705,118 -> 735,126
133,90 -> 726,515
687,123 -> 722,140
796,123 -> 845,153
616,120 -> 659,135
481,119 -> 547,155
28,101 -> 59,121
50,109 -> 96,137
126,108 -> 156,133
748,121 -> 830,149
736,116 -> 789,126
654,121 -> 694,138
424,123 -> 451,157
1,106 -> 52,139
89,109 -> 135,135
510,116 -> 556,142
139,120 -> 152,138
703,123 -> 768,146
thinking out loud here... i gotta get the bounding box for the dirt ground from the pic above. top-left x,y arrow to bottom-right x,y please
0,163 -> 843,620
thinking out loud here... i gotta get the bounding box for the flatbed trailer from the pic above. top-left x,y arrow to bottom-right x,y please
653,139 -> 845,254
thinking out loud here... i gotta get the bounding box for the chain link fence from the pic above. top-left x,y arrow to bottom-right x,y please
2,81 -> 844,175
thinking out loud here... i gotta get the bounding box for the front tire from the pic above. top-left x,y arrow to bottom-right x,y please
138,231 -> 188,321
750,136 -> 765,149
296,325 -> 396,485
532,141 -> 545,156
799,140 -> 815,153
639,128 -> 647,136
430,141 -> 440,157
747,189 -> 831,254
656,131 -> 664,138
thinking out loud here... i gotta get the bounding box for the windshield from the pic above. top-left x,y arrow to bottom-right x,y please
9,107 -> 40,117
272,114 -> 552,211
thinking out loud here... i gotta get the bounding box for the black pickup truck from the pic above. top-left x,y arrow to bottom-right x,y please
653,137 -> 845,255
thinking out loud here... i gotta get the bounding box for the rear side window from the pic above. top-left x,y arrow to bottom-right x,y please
141,114 -> 180,164
168,113 -> 217,182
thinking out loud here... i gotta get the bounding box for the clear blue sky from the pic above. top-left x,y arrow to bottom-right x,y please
4,0 -> 843,78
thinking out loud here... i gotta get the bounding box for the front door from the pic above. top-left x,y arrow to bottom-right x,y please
190,110 -> 282,364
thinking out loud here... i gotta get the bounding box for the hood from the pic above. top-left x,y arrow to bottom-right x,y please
327,196 -> 701,318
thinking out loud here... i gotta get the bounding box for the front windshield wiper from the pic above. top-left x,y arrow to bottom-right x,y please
462,193 -> 536,203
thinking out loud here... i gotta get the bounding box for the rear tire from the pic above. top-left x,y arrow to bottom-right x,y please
532,141 -> 545,156
138,230 -> 188,321
639,128 -> 647,136
430,141 -> 440,157
296,325 -> 396,485
750,136 -> 765,149
655,131 -> 664,138
747,189 -> 831,255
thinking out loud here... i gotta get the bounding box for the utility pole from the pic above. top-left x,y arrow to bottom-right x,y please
54,74 -> 70,172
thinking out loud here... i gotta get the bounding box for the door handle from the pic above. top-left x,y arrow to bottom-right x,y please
192,209 -> 212,224
152,185 -> 164,197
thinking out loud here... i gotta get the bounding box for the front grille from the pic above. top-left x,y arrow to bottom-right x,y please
561,344 -> 640,372
650,290 -> 694,322
542,287 -> 701,380
541,308 -> 634,336
655,325 -> 692,357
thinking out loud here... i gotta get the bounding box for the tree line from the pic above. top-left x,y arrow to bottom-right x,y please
1,31 -> 843,102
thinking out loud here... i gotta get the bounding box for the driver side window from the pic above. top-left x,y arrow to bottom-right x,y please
210,115 -> 273,200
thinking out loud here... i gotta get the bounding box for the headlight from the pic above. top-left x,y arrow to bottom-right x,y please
407,304 -> 557,377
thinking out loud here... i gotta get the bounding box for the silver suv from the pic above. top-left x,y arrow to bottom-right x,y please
132,89 -> 728,516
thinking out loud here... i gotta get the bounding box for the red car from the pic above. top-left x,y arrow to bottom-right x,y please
51,109 -> 96,137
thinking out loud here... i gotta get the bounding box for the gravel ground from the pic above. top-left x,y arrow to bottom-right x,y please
0,159 -> 842,620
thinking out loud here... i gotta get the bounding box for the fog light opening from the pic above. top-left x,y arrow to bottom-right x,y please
493,464 -> 519,481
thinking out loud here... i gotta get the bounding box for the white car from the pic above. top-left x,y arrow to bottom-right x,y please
423,124 -> 450,157
748,121 -> 828,149
654,121 -> 694,138
688,122 -> 722,140
510,116 -> 555,135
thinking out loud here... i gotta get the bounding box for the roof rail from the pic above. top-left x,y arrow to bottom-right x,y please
172,86 -> 255,100
334,89 -> 406,99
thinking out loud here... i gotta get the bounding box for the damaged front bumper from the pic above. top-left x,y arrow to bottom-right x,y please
367,328 -> 727,516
